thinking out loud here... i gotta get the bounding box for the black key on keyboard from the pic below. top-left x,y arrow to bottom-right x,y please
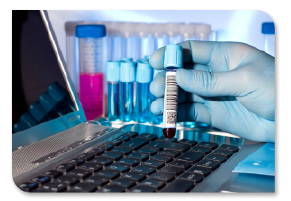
31,176 -> 50,184
108,140 -> 122,146
67,169 -> 92,180
96,170 -> 120,180
99,185 -> 126,192
191,146 -> 212,155
77,153 -> 95,161
160,150 -> 181,157
111,147 -> 132,155
87,148 -> 104,156
78,163 -> 103,172
142,160 -> 165,169
188,166 -> 211,177
219,144 -> 239,152
90,157 -> 113,166
115,135 -> 130,142
43,170 -> 62,179
205,154 -> 227,163
178,139 -> 197,147
112,178 -> 136,189
212,149 -> 233,158
138,133 -> 158,141
137,147 -> 158,156
39,183 -> 66,192
98,142 -> 114,151
67,158 -> 85,166
130,185 -> 156,192
180,173 -> 203,183
121,138 -> 149,150
69,183 -> 97,192
107,163 -> 130,173
151,154 -> 173,163
160,166 -> 183,176
150,172 -> 175,182
132,165 -> 156,175
121,172 -> 147,182
123,132 -> 138,138
177,152 -> 204,164
159,179 -> 194,192
141,178 -> 166,190
101,152 -> 123,161
56,163 -> 74,172
56,175 -> 79,186
118,158 -> 140,167
169,160 -> 191,170
18,182 -> 38,192
196,160 -> 220,171
146,141 -> 190,152
127,153 -> 149,162
198,141 -> 218,150
157,136 -> 177,142
84,175 -> 109,187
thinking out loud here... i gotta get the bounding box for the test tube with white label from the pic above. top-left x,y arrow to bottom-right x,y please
163,44 -> 183,138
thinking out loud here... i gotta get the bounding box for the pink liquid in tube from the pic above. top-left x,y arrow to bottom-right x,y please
80,72 -> 104,120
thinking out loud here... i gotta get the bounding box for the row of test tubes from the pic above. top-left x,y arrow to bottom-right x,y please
104,22 -> 214,62
106,56 -> 163,125
65,22 -> 215,95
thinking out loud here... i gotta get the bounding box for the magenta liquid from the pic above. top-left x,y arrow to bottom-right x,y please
80,72 -> 104,120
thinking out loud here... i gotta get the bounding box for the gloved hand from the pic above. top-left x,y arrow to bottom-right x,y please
149,41 -> 275,142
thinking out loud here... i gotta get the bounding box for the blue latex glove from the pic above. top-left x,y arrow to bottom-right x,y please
149,41 -> 275,142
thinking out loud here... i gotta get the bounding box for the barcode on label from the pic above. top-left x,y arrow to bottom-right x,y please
166,75 -> 178,111
167,111 -> 176,124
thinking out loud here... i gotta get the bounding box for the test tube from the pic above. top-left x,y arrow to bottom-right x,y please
120,22 -> 138,61
136,60 -> 152,123
120,61 -> 136,122
179,23 -> 195,42
149,23 -> 165,55
135,23 -> 150,59
107,61 -> 120,121
106,22 -> 122,61
194,23 -> 212,41
164,23 -> 180,45
262,22 -> 275,57
163,44 -> 183,138
76,24 -> 106,120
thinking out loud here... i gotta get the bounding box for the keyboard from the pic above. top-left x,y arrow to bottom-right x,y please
18,132 -> 239,193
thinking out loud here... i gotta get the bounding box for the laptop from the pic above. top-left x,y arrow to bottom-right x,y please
12,10 -> 271,193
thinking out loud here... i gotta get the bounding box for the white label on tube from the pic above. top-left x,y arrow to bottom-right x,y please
163,71 -> 178,128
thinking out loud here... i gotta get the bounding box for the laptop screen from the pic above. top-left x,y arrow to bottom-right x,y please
12,10 -> 82,135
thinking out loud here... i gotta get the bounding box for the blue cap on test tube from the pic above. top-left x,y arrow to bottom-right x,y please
106,61 -> 120,82
136,60 -> 152,83
39,92 -> 58,112
120,61 -> 136,82
76,24 -> 106,38
29,102 -> 48,122
144,55 -> 150,61
48,83 -> 66,102
164,44 -> 183,68
120,58 -> 133,62
20,112 -> 38,128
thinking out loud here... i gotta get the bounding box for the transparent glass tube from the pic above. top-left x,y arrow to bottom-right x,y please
264,34 -> 275,57
108,82 -> 120,121
120,82 -> 135,122
163,67 -> 179,138
136,82 -> 150,123
79,37 -> 104,120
